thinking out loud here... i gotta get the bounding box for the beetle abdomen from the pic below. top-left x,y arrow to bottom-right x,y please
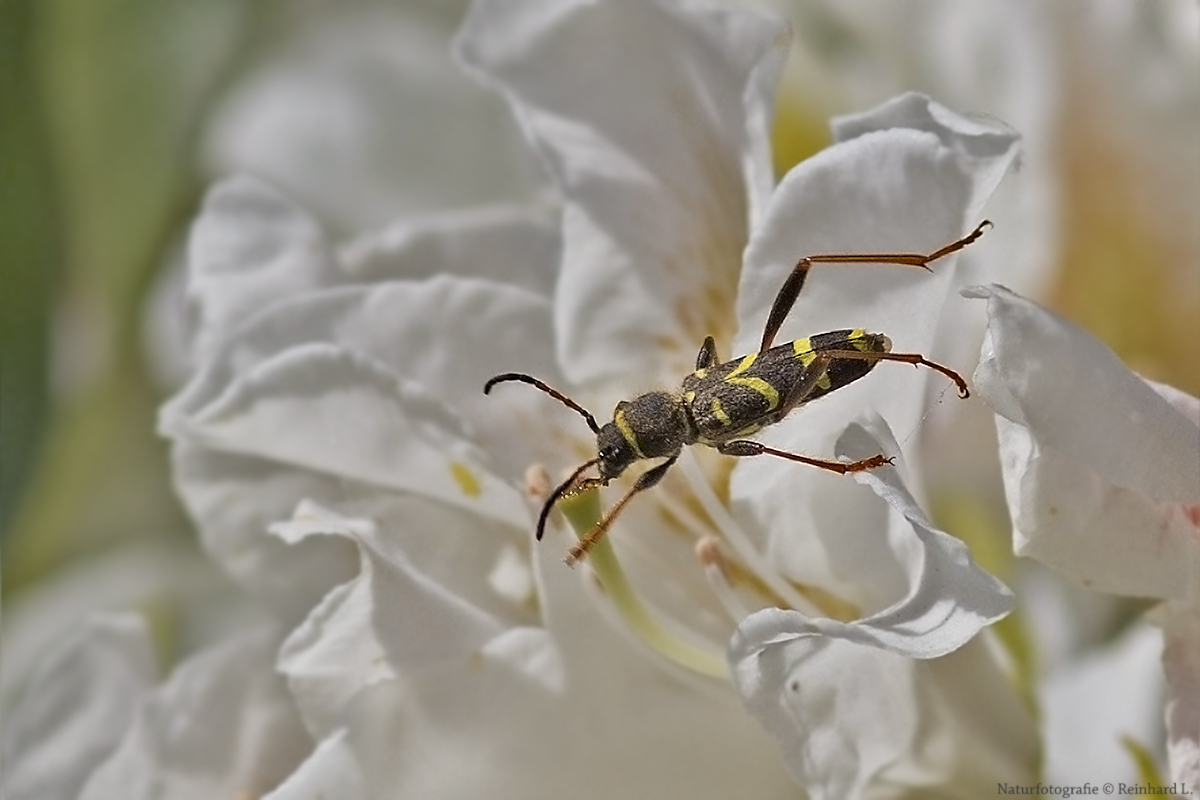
682,329 -> 888,444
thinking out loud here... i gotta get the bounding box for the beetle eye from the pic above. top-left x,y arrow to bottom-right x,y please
600,445 -> 620,462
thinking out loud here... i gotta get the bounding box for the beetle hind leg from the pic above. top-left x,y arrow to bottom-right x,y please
818,348 -> 969,398
717,440 -> 891,474
759,221 -> 992,352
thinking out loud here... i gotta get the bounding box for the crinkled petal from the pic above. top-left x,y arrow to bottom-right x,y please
338,203 -> 559,295
205,5 -> 539,233
457,0 -> 786,389
730,420 -> 1017,794
270,500 -> 523,738
185,177 -> 339,361
165,343 -> 527,527
170,445 -> 360,623
0,614 -> 157,800
268,501 -> 796,798
165,275 -> 576,484
967,283 -> 1200,598
317,644 -> 793,800
732,420 -> 1012,659
732,618 -> 1032,799
165,190 -> 567,617
336,669 -> 788,800
78,627 -> 311,800
831,92 -> 1020,200
729,634 -> 1034,799
0,541 -> 240,708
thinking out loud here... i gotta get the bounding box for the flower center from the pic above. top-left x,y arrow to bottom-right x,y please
548,447 -> 861,679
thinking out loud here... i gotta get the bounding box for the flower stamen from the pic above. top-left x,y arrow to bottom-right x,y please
696,536 -> 752,623
558,488 -> 728,679
677,450 -> 822,617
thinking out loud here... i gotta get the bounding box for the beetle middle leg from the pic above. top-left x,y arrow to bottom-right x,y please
695,336 -> 719,370
759,221 -> 992,352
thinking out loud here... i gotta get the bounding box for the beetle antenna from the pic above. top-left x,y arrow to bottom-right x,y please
536,458 -> 602,541
484,373 -> 601,435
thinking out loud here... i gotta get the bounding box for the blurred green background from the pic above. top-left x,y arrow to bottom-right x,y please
1,0 -> 256,595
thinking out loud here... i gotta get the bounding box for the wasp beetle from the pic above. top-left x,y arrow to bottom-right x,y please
484,221 -> 990,565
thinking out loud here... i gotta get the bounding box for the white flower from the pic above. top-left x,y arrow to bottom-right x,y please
97,0 -> 1027,797
967,283 -> 1200,794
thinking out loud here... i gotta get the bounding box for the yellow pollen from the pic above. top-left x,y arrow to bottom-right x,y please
450,461 -> 482,497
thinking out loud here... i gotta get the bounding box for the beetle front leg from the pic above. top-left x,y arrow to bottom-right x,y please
565,456 -> 678,566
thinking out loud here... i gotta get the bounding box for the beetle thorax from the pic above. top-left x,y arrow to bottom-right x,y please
595,390 -> 690,479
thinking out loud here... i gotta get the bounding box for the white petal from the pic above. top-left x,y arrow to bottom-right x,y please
276,578 -> 389,739
1147,376 -> 1200,426
166,343 -> 527,526
1040,622 -> 1167,787
78,627 -> 311,800
0,541 -> 240,709
165,275 -> 578,483
729,420 -> 1016,792
731,420 -> 1011,660
186,177 -> 338,360
731,95 -> 1019,584
332,652 -> 794,800
273,498 -> 796,798
457,0 -> 786,388
735,93 -> 1019,411
968,284 -> 1200,598
205,6 -> 539,232
271,500 -> 520,738
338,203 -> 560,296
729,635 -> 1035,798
970,284 -> 1200,499
169,445 -> 360,623
1,614 -> 156,800
1160,598 -> 1200,794
831,92 -> 1020,203
263,728 -> 364,800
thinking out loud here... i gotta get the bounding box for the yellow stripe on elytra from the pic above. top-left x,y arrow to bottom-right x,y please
724,353 -> 780,411
614,408 -> 646,458
848,328 -> 871,352
791,336 -> 831,390
793,337 -> 816,365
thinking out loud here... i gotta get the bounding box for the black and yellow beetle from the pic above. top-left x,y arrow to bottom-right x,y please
485,221 -> 990,564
